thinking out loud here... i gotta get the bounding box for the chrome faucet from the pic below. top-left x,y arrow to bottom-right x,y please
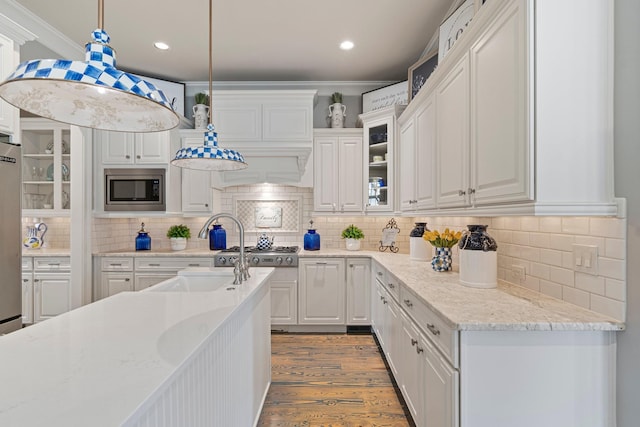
199,213 -> 250,285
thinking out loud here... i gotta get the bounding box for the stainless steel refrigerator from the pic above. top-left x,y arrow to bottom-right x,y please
0,135 -> 22,334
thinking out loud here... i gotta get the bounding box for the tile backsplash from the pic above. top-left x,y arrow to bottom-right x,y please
90,184 -> 627,322
22,217 -> 70,249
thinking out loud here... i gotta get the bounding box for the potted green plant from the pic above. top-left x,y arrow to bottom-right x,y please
167,224 -> 191,251
193,93 -> 210,129
341,224 -> 364,251
329,92 -> 346,128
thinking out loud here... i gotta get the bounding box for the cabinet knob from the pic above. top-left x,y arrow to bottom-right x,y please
403,299 -> 413,308
416,346 -> 424,354
458,190 -> 466,196
125,278 -> 130,282
468,188 -> 476,195
34,279 -> 39,282
136,155 -> 141,159
377,272 -> 383,277
411,338 -> 418,346
205,204 -> 209,207
125,155 -> 130,159
23,279 -> 28,283
388,283 -> 395,289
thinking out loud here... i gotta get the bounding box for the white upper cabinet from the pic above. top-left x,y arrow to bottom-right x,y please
397,0 -> 615,216
0,33 -> 18,135
99,131 -> 169,165
313,129 -> 363,213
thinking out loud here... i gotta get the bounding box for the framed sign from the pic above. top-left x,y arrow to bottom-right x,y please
255,207 -> 282,228
438,0 -> 475,61
362,81 -> 408,113
408,51 -> 438,102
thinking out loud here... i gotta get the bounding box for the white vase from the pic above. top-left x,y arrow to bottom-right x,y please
328,102 -> 346,128
170,237 -> 187,251
345,238 -> 361,251
192,104 -> 210,130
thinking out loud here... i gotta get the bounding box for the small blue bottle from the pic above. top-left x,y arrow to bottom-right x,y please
135,222 -> 151,251
304,220 -> 320,251
209,223 -> 227,250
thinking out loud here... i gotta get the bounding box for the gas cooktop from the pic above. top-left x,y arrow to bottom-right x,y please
215,246 -> 299,267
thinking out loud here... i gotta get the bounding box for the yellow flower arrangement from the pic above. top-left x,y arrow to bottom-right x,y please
423,228 -> 462,248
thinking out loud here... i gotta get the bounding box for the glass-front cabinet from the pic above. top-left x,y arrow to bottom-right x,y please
360,105 -> 406,213
21,118 -> 71,216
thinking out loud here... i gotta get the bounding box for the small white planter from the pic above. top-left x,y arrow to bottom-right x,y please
345,238 -> 361,251
170,237 -> 187,251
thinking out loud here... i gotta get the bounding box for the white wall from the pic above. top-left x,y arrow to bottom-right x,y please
614,0 -> 640,424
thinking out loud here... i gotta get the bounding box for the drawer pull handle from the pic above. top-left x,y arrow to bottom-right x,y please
47,263 -> 60,266
149,263 -> 161,267
411,338 -> 418,346
315,262 -> 327,265
403,299 -> 413,308
188,264 -> 200,267
427,324 -> 440,336
125,278 -> 130,282
388,283 -> 395,289
416,346 -> 424,354
377,272 -> 383,277
23,279 -> 28,283
382,298 -> 388,305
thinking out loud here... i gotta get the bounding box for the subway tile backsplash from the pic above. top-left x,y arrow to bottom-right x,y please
90,184 -> 627,322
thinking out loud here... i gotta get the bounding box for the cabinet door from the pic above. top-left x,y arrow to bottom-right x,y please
211,102 -> 262,141
313,137 -> 339,212
101,272 -> 134,298
100,131 -> 135,164
0,34 -> 17,134
181,137 -> 212,213
415,94 -> 437,210
22,274 -> 33,324
270,279 -> 297,325
422,333 -> 459,427
346,259 -> 370,324
135,132 -> 169,164
470,0 -> 530,205
364,120 -> 394,212
298,259 -> 345,324
339,137 -> 364,212
436,55 -> 470,208
134,273 -> 176,291
264,103 -> 312,141
33,273 -> 70,321
399,118 -> 416,211
384,295 -> 402,378
400,313 -> 424,426
372,281 -> 387,347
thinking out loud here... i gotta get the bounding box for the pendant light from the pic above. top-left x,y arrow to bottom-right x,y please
170,0 -> 247,171
0,0 -> 179,133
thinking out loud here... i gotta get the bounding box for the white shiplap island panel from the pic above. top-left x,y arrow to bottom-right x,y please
0,268 -> 274,427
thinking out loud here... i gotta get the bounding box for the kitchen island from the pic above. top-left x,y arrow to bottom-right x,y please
0,267 -> 274,427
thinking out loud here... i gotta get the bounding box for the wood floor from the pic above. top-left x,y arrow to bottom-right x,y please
257,333 -> 414,427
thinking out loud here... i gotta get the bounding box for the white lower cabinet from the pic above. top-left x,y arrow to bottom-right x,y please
269,268 -> 298,325
346,259 -> 370,324
22,257 -> 71,324
96,256 -> 213,298
298,258 -> 345,325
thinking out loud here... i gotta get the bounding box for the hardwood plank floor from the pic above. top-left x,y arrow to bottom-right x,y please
257,333 -> 415,427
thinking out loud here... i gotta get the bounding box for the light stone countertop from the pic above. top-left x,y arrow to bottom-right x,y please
299,249 -> 625,332
94,248 -> 219,257
0,267 -> 274,426
22,248 -> 70,257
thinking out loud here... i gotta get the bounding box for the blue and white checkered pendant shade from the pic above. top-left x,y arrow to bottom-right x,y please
171,124 -> 248,171
0,29 -> 179,132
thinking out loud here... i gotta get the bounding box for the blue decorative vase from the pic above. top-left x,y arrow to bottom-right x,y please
135,222 -> 151,251
209,224 -> 226,250
431,247 -> 452,272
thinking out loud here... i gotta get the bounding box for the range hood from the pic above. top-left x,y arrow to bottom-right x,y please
212,146 -> 312,187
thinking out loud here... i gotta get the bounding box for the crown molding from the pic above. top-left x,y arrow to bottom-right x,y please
0,0 -> 83,59
185,80 -> 397,97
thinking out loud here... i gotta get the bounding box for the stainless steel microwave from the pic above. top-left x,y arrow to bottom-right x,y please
104,168 -> 166,211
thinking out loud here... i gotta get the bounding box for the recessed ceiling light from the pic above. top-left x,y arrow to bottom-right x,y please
154,41 -> 170,50
340,40 -> 354,50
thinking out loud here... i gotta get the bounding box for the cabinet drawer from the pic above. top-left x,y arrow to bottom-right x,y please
400,285 -> 459,368
134,257 -> 213,271
385,272 -> 401,302
101,257 -> 134,271
22,257 -> 33,272
33,257 -> 71,271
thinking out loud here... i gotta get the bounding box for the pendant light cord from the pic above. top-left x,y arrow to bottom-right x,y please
98,0 -> 104,29
208,0 -> 213,126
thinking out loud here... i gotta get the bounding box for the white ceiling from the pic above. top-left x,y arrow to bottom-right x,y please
15,0 -> 453,83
